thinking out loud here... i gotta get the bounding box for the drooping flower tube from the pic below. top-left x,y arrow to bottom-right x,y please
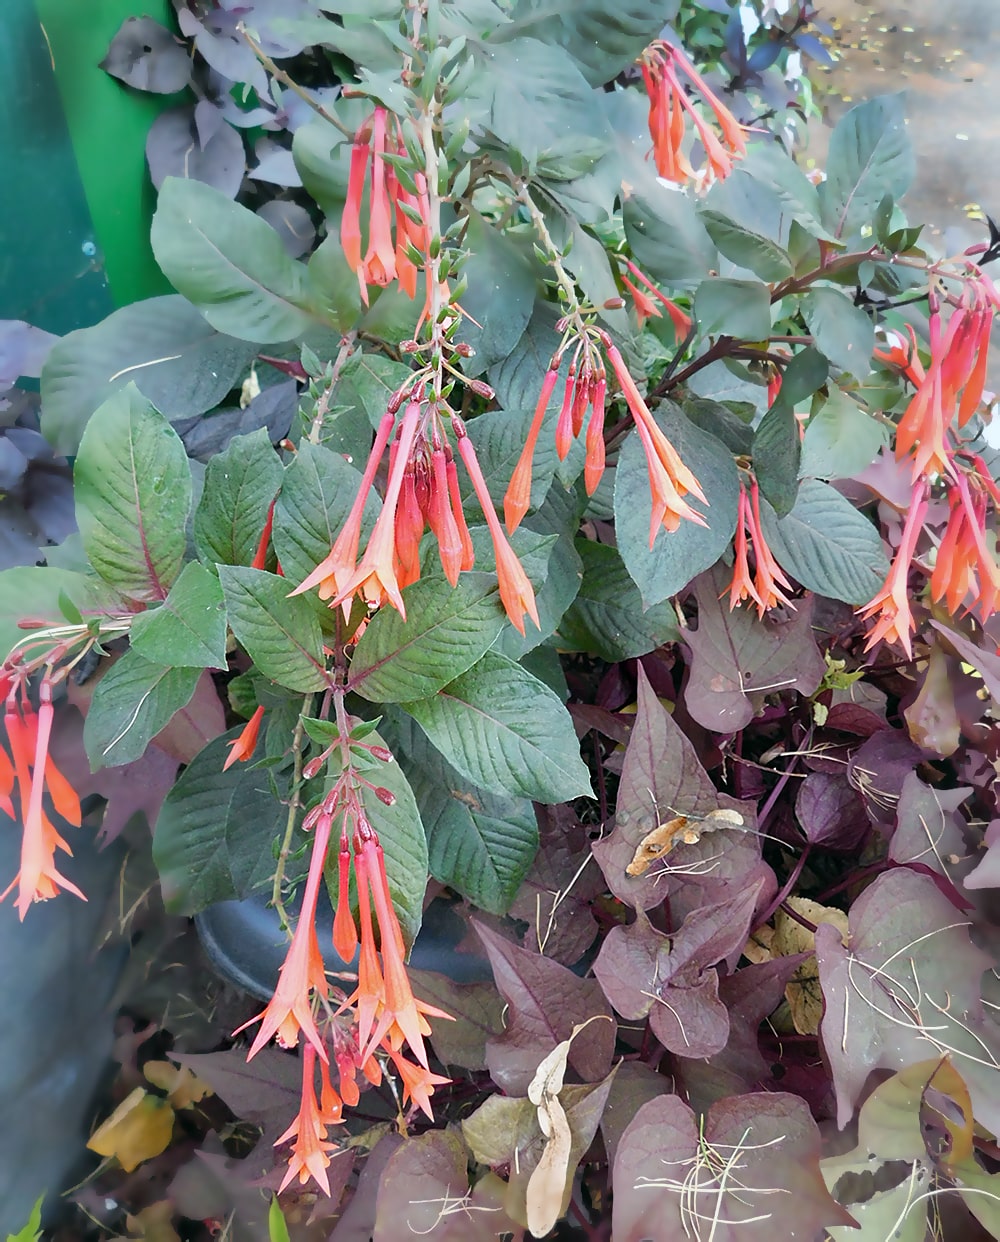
639,40 -> 748,185
858,481 -> 929,660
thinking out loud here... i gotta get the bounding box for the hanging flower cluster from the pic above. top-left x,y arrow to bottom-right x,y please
504,325 -> 707,544
860,267 -> 1000,652
639,40 -> 748,184
292,384 -> 538,635
341,106 -> 430,306
894,280 -> 997,482
727,476 -> 794,617
236,737 -> 451,1194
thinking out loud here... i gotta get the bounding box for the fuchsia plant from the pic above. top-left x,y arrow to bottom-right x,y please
2,0 -> 1000,1236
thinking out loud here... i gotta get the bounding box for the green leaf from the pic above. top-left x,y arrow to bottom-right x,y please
800,388 -> 888,480
268,1198 -> 291,1242
402,651 -> 592,804
492,483 -> 585,660
151,177 -> 320,342
614,403 -> 739,608
470,39 -> 612,180
752,404 -> 800,517
736,142 -> 833,240
488,300 -> 563,413
350,572 -> 505,702
6,1196 -> 44,1242
462,401 -> 562,513
800,286 -> 875,382
74,384 -> 192,602
129,561 -> 228,669
0,568 -> 121,665
759,479 -> 890,605
455,213 -> 535,373
819,94 -> 915,239
385,711 -> 538,915
153,728 -> 292,914
271,440 -> 380,588
557,540 -> 681,661
699,210 -> 793,281
193,428 -> 283,568
218,566 -> 329,692
623,189 -> 717,290
39,296 -> 257,456
335,351 -> 414,433
84,650 -> 200,768
306,236 -> 365,333
753,347 -> 828,516
487,0 -> 676,85
694,278 -> 771,340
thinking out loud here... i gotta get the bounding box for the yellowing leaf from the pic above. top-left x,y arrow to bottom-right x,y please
123,1202 -> 181,1242
87,1087 -> 175,1172
143,1060 -> 212,1108
775,899 -> 848,1036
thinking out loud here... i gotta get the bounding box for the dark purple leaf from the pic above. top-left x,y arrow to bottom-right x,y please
683,564 -> 825,732
932,619 -> 1000,706
256,201 -> 316,258
795,770 -> 869,849
372,1132 -> 474,1241
176,8 -> 270,96
474,920 -> 616,1093
594,883 -> 762,1057
847,727 -> 924,831
173,1047 -> 300,1129
592,666 -> 771,916
0,321 -> 59,391
600,1063 -> 670,1167
508,805 -> 601,965
824,700 -> 887,737
685,955 -> 809,1110
612,1093 -> 854,1241
194,98 -> 225,147
146,105 -> 246,198
330,1134 -> 404,1242
794,31 -> 836,64
251,137 -> 302,187
816,869 -> 1000,1136
100,16 -> 192,94
889,773 -> 971,882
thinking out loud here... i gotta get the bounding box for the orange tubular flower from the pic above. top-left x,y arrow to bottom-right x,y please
330,398 -> 422,618
858,483 -> 929,660
622,261 -> 692,337
640,41 -> 747,185
727,479 -> 794,617
504,366 -> 560,533
340,109 -> 429,306
222,705 -> 265,771
276,1044 -> 338,1195
1,686 -> 85,919
930,471 -> 1000,618
602,340 -> 708,541
458,432 -> 540,635
236,807 -> 333,1062
874,325 -> 926,389
291,410 -> 397,608
387,1049 -> 450,1121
